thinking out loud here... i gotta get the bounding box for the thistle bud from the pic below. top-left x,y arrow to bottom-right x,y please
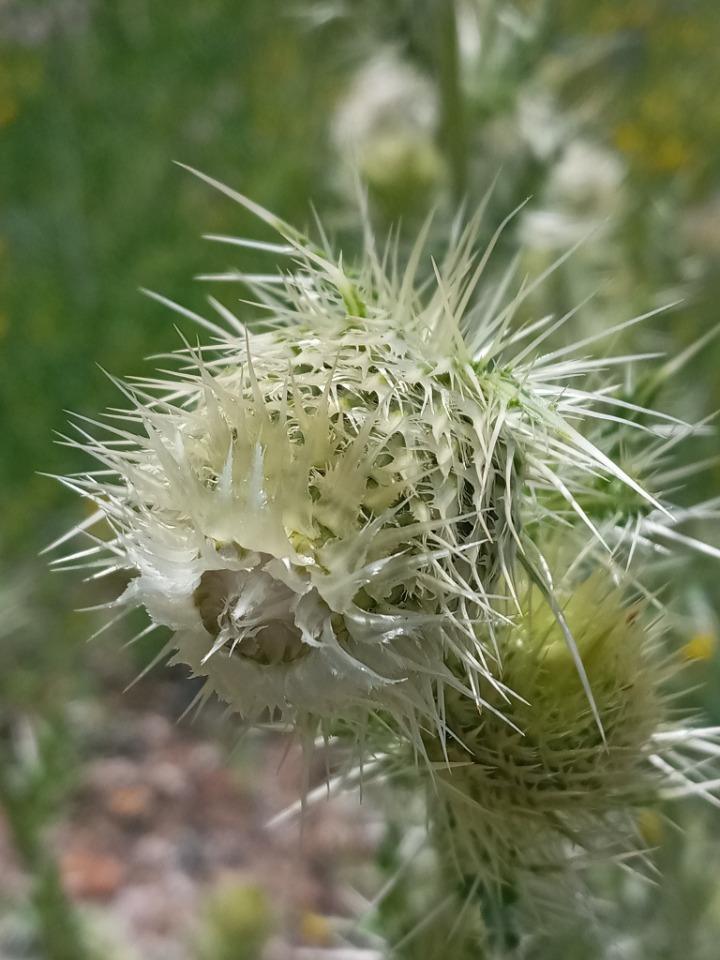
423,564 -> 687,885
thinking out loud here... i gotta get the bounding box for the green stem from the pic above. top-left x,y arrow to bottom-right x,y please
33,861 -> 92,960
437,0 -> 468,202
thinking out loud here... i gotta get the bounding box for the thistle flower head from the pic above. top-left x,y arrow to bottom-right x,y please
54,169 -> 694,749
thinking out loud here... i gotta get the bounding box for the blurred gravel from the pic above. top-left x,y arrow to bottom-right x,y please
0,680 -> 380,960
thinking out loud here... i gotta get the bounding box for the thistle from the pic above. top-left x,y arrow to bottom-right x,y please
424,562 -> 667,880
53,170 -> 709,764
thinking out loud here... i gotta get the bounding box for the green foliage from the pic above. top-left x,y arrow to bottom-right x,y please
0,715 -> 93,960
551,0 -> 720,191
0,0 -> 333,552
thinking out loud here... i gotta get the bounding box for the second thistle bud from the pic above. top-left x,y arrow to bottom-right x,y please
423,563 -> 668,883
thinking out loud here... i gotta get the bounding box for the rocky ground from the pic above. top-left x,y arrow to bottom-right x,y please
0,675 -> 384,960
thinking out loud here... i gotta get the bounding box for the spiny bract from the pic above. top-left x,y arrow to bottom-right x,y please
54,168 -> 684,747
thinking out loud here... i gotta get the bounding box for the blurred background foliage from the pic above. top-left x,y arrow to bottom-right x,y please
2,0 -> 720,957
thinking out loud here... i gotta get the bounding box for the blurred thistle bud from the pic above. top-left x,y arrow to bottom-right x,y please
53,168 -> 698,756
520,140 -> 626,257
549,140 -> 626,216
197,879 -> 273,960
331,50 -> 445,218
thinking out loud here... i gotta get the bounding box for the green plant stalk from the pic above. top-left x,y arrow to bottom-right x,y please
0,729 -> 94,960
437,0 -> 468,201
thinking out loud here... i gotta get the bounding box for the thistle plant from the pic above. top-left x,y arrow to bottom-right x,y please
53,168 -> 720,950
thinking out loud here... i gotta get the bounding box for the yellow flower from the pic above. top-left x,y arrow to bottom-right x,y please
681,632 -> 716,662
